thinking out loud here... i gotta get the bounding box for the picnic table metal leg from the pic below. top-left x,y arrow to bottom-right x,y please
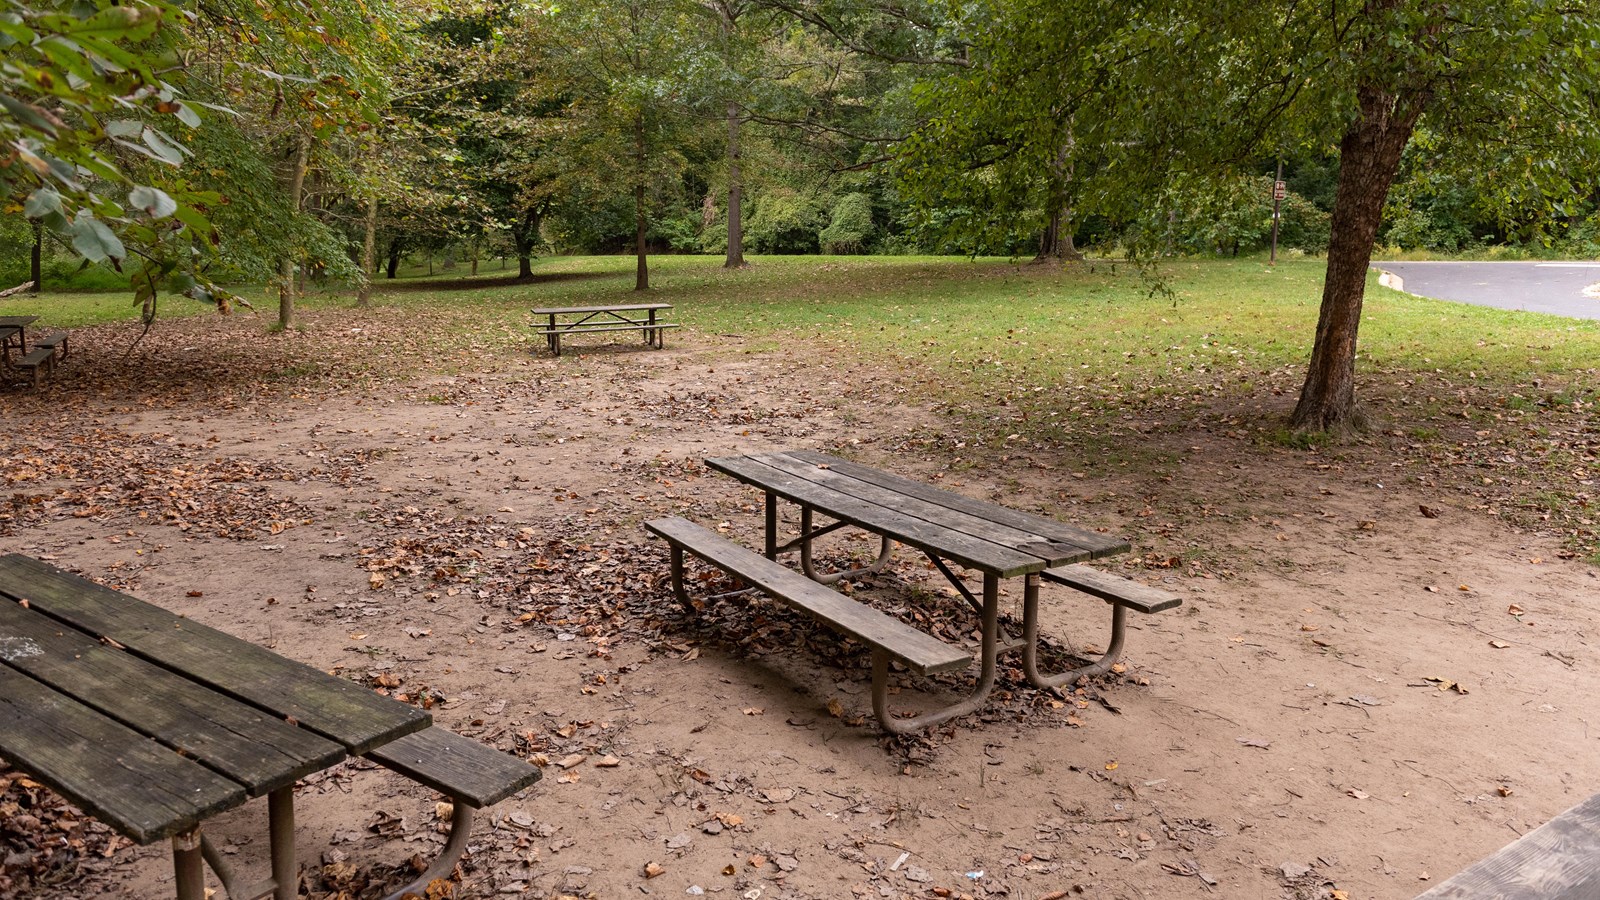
797,507 -> 893,584
173,829 -> 207,900
764,492 -> 778,559
872,573 -> 999,734
268,788 -> 297,900
378,805 -> 475,900
1020,574 -> 1127,688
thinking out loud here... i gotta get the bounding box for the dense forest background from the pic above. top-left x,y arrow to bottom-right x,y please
5,0 -> 1598,298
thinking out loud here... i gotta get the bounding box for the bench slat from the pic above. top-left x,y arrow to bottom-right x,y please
787,450 -> 1129,557
645,517 -> 971,676
365,727 -> 541,809
1042,564 -> 1182,614
17,348 -> 52,367
0,599 -> 344,796
753,452 -> 1099,565
0,666 -> 246,844
532,323 -> 680,335
1416,793 -> 1600,899
530,303 -> 672,314
0,555 -> 429,754
707,455 -> 1045,577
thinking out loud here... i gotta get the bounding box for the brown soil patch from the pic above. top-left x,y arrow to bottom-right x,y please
1,310 -> 1596,900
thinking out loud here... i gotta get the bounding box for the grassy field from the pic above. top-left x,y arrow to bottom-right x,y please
4,254 -> 1596,560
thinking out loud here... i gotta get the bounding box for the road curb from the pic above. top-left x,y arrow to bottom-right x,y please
1375,269 -> 1404,293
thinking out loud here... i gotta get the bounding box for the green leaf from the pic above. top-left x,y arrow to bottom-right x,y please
173,100 -> 202,128
141,126 -> 188,165
23,187 -> 63,219
0,94 -> 61,137
128,184 -> 177,218
69,214 -> 125,262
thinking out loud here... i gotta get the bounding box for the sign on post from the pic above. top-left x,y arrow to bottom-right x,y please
1272,180 -> 1287,201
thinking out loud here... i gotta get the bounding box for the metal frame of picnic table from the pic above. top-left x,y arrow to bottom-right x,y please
703,450 -> 1132,733
530,303 -> 672,354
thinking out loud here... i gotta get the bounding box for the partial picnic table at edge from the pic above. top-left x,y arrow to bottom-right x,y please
529,302 -> 677,356
0,554 -> 540,900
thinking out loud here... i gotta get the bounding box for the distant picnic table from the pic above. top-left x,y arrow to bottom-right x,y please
648,450 -> 1183,732
530,302 -> 677,356
0,554 -> 539,900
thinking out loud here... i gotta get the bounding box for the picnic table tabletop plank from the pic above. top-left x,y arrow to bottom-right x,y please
529,303 -> 672,315
0,665 -> 246,844
787,450 -> 1129,558
1416,793 -> 1600,899
0,555 -> 429,754
0,599 -> 344,795
706,455 -> 1046,577
750,452 -> 1104,565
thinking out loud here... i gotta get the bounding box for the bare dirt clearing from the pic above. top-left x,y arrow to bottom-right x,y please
1,306 -> 1597,900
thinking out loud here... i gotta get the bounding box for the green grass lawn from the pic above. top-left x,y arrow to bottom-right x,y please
5,253 -> 1596,559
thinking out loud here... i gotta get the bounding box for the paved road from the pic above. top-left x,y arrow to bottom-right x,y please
1370,261 -> 1600,320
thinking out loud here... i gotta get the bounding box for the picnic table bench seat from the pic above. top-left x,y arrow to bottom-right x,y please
530,302 -> 677,356
32,330 -> 68,358
1035,563 -> 1182,679
16,347 -> 55,388
645,516 -> 972,678
1415,792 -> 1600,899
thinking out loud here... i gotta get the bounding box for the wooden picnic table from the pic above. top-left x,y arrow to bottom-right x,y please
529,302 -> 676,356
0,314 -> 38,362
683,450 -> 1166,731
0,554 -> 437,900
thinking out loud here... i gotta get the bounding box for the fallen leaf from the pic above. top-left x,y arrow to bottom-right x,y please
1507,604 -> 1525,615
826,698 -> 844,718
1237,737 -> 1272,749
742,707 -> 764,716
1489,640 -> 1510,649
368,572 -> 385,590
1105,761 -> 1118,771
556,754 -> 586,769
1497,786 -> 1513,797
595,755 -> 621,768
1347,789 -> 1369,800
1419,505 -> 1441,519
643,861 -> 664,878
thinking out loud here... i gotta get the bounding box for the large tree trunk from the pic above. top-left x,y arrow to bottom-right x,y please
1290,86 -> 1421,432
1034,139 -> 1082,264
278,131 -> 310,330
29,222 -> 42,293
357,194 -> 377,307
634,115 -> 649,291
386,238 -> 402,279
725,102 -> 745,268
512,208 -> 540,279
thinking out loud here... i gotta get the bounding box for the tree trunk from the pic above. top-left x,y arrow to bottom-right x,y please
512,209 -> 539,279
471,238 -> 479,276
278,131 -> 310,330
634,115 -> 649,291
357,194 -> 377,307
725,102 -> 745,268
1290,86 -> 1421,432
386,239 -> 402,279
29,221 -> 42,293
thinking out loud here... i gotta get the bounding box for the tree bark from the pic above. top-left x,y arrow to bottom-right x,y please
634,114 -> 649,291
357,194 -> 377,307
29,221 -> 42,293
278,131 -> 310,331
511,208 -> 540,279
386,238 -> 402,279
725,101 -> 745,268
1290,86 -> 1422,432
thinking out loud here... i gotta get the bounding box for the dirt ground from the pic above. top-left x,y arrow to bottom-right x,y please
1,309 -> 1597,900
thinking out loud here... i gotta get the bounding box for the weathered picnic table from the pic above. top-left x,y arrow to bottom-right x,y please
646,450 -> 1182,732
1414,791 -> 1600,899
0,554 -> 540,900
530,302 -> 677,356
